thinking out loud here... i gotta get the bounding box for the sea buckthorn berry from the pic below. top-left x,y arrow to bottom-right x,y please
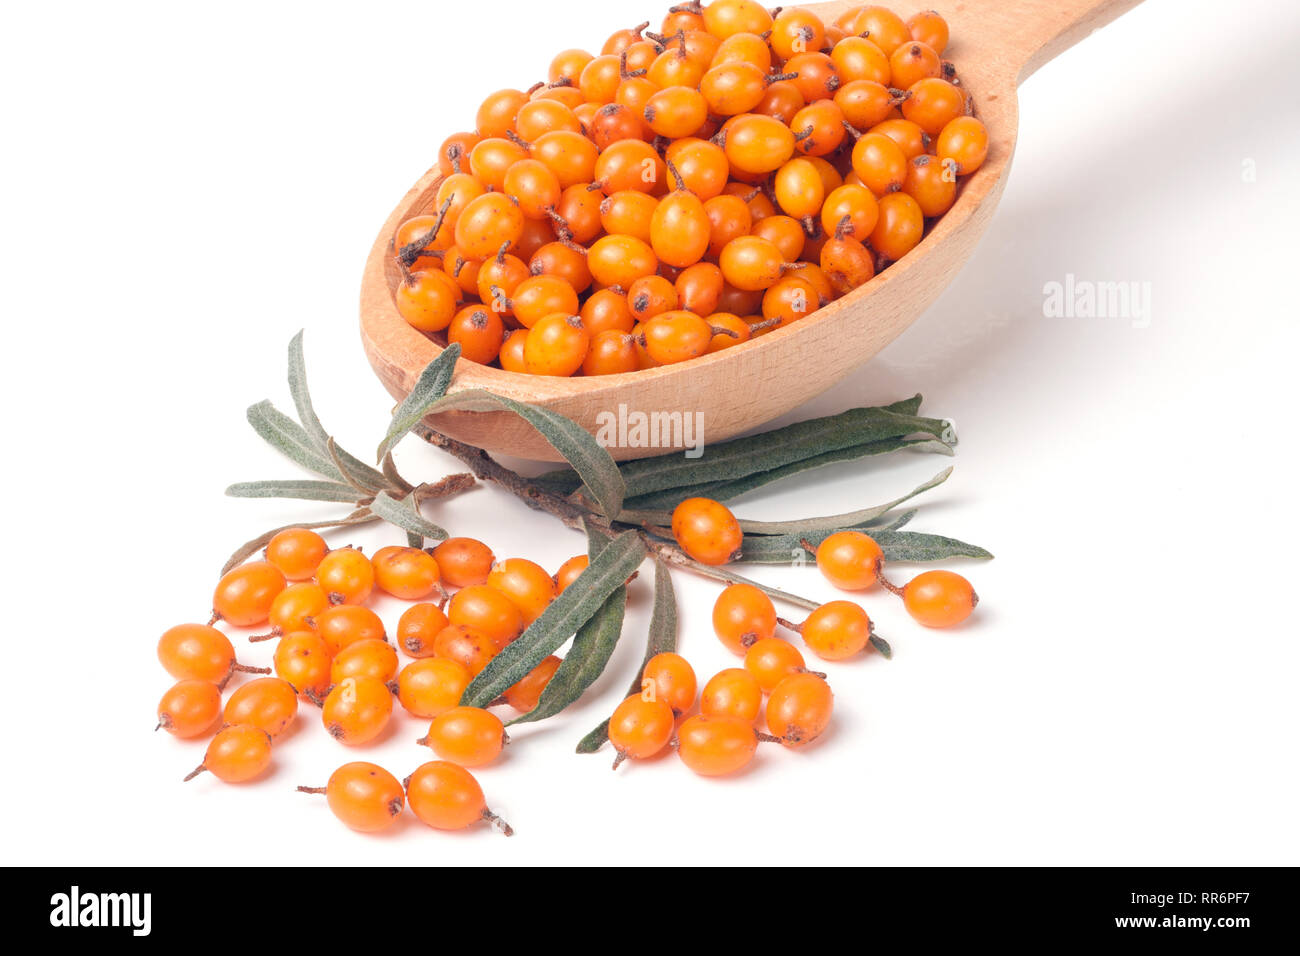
640,310 -> 715,365
261,581 -> 330,640
581,287 -> 636,335
448,584 -> 525,647
583,330 -> 640,375
315,547 -> 374,606
503,159 -> 562,220
372,546 -> 442,601
512,275 -> 581,329
783,52 -> 840,103
766,672 -> 834,747
627,274 -> 679,322
651,171 -> 712,268
601,190 -> 660,244
723,114 -> 796,175
744,637 -> 820,692
790,100 -> 847,158
396,657 -> 472,719
706,312 -> 755,351
579,55 -> 623,104
711,30 -> 773,71
677,715 -> 759,776
608,694 -> 676,769
593,139 -> 664,195
761,274 -> 818,327
755,79 -> 805,124
720,235 -> 787,291
396,270 -> 460,333
419,706 -> 507,768
704,194 -> 753,259
213,560 -> 286,627
524,312 -> 589,377
787,261 -> 834,304
184,724 -> 273,783
476,88 -> 528,139
713,583 -> 777,654
642,652 -> 698,716
265,528 -> 329,581
771,7 -> 827,60
505,654 -> 563,711
156,680 -> 221,738
871,117 -> 930,159
406,761 -> 512,834
820,183 -> 879,242
700,668 -> 763,723
901,77 -> 967,135
554,555 -> 589,592
890,41 -> 941,90
588,234 -> 659,288
672,497 -> 744,565
330,638 -> 399,685
870,190 -> 925,260
223,677 -> 299,738
820,231 -> 876,294
835,79 -> 901,130
469,137 -> 529,192
432,537 -> 495,587
644,85 -> 708,139
703,0 -> 773,38
438,131 -> 480,177
487,558 -> 556,624
517,97 -> 582,140
499,328 -> 529,373
675,262 -> 725,315
274,630 -> 333,698
816,530 -> 885,590
793,600 -> 874,661
516,216 -> 561,272
724,180 -> 776,220
907,9 -> 949,54
158,623 -> 265,685
454,192 -> 525,259
395,213 -> 454,263
435,172 -> 488,226
850,130 -> 909,196
900,569 -> 979,627
450,304 -> 506,365
314,604 -> 386,656
299,762 -> 405,832
936,115 -> 989,174
397,602 -> 450,658
432,624 -> 498,676
666,138 -> 730,199
700,61 -> 770,116
830,36 -> 891,85
840,5 -> 910,55
322,676 -> 393,745
904,154 -> 958,216
477,248 -> 529,313
774,158 -> 826,222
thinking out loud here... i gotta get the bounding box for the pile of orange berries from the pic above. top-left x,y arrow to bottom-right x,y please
392,2 -> 988,375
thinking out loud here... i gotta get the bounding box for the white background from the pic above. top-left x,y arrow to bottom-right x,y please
2,0 -> 1297,866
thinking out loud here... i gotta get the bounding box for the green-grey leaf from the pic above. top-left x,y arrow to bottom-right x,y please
376,343 -> 462,462
870,633 -> 893,659
509,585 -> 626,726
425,388 -> 625,520
739,528 -> 992,564
288,330 -> 387,489
246,400 -> 345,481
461,531 -> 646,707
225,479 -> 361,503
577,554 -> 677,754
736,467 -> 952,536
368,491 -> 448,542
860,508 -> 917,532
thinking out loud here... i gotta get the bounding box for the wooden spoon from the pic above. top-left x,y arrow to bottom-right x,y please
360,0 -> 1141,462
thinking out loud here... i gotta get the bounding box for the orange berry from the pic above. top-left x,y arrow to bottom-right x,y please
744,637 -> 815,692
265,528 -> 329,581
703,0 -> 774,39
431,624 -> 498,677
723,114 -> 796,175
505,655 -> 562,712
588,234 -> 659,289
906,10 -> 950,54
583,330 -> 640,376
523,313 -> 590,377
396,657 -> 472,719
396,602 -> 450,658
766,672 -> 834,746
265,581 -> 330,637
640,310 -> 714,365
798,600 -> 873,661
322,676 -> 393,745
936,115 -> 989,174
419,706 -> 506,768
223,677 -> 299,738
839,5 -> 910,55
850,131 -> 908,196
869,191 -> 925,260
511,274 -> 581,329
431,537 -> 495,587
156,679 -> 221,738
274,630 -> 333,698
372,546 -> 441,600
395,270 -> 460,332
487,558 -> 556,624
302,762 -> 405,832
608,694 -> 675,768
454,192 -> 525,259
700,668 -> 763,723
405,761 -> 511,834
185,724 -> 273,783
677,715 -> 759,776
901,569 -> 978,628
719,235 -> 786,291
890,40 -> 942,90
315,547 -> 374,606
448,584 -> 525,646
904,154 -> 958,217
448,304 -> 506,365
642,652 -> 697,716
314,604 -> 386,656
815,531 -> 885,590
901,77 -> 967,136
157,623 -> 254,685
672,497 -> 743,566
330,638 -> 399,685
712,583 -> 777,654
213,560 -> 286,627
554,555 -> 589,592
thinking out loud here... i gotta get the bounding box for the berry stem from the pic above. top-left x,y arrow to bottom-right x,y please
183,765 -> 207,783
296,786 -> 327,794
482,808 -> 514,837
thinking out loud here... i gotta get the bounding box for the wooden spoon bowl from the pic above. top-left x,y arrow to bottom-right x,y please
360,0 -> 1139,462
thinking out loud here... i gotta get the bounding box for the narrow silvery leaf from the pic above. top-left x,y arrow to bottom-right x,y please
461,531 -> 646,708
368,491 -> 448,542
577,555 -> 677,753
376,344 -> 461,462
220,510 -> 378,576
426,388 -> 625,520
246,401 -> 345,481
225,479 -> 361,503
736,467 -> 952,536
740,528 -> 992,564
